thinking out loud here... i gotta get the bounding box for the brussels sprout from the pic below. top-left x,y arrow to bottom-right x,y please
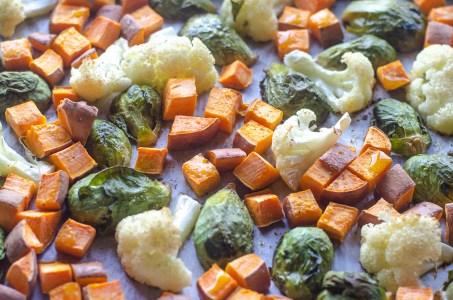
342,0 -> 426,52
373,99 -> 431,157
68,166 -> 171,235
109,84 -> 162,147
149,0 -> 216,19
316,271 -> 386,300
404,154 -> 453,208
439,270 -> 453,300
272,227 -> 334,300
260,63 -> 331,124
0,71 -> 51,115
316,35 -> 397,71
86,120 -> 132,169
179,14 -> 258,66
194,183 -> 254,270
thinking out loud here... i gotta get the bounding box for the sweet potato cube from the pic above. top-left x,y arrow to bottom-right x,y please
39,261 -> 73,294
0,284 -> 27,300
2,173 -> 36,205
93,0 -> 115,10
5,220 -> 43,263
205,87 -> 242,133
227,288 -> 265,300
29,49 -> 64,87
396,286 -> 433,300
233,152 -> 279,191
278,6 -> 311,31
0,189 -> 29,232
71,262 -> 107,286
25,120 -> 73,159
274,29 -> 310,60
121,0 -> 147,14
53,27 -> 92,67
205,148 -> 247,172
225,254 -> 270,293
49,142 -> 98,181
244,191 -> 284,227
414,0 -> 446,15
283,189 -> 322,227
376,164 -> 415,211
120,14 -> 145,46
264,295 -> 292,300
429,6 -> 453,26
6,250 -> 38,298
360,126 -> 391,156
158,292 -> 191,300
35,171 -> 69,211
163,78 -> 198,121
295,0 -> 335,13
134,147 -> 168,175
5,101 -> 47,138
167,116 -> 220,151
49,282 -> 82,300
244,99 -> 283,130
233,121 -> 273,155
218,60 -> 253,90
317,202 -> 359,242
377,60 -> 410,91
347,148 -> 392,191
309,8 -> 343,47
1,39 -> 33,71
198,264 -> 238,300
403,202 -> 443,220
50,5 -> 90,34
95,4 -> 122,22
446,203 -> 453,244
71,48 -> 98,69
18,210 -> 62,253
130,5 -> 164,38
322,170 -> 369,205
82,280 -> 126,300
319,143 -> 358,174
52,86 -> 80,109
59,0 -> 94,8
182,154 -> 220,196
28,33 -> 57,52
55,218 -> 96,259
300,160 -> 336,200
84,16 -> 120,50
424,21 -> 453,48
358,198 -> 400,227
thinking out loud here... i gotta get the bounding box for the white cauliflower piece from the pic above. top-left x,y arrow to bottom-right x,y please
121,35 -> 217,94
406,45 -> 453,135
285,51 -> 375,114
115,208 -> 192,292
173,195 -> 201,242
272,109 -> 351,191
0,0 -> 25,38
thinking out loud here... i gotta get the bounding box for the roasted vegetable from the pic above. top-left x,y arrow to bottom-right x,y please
260,63 -> 331,122
316,35 -> 397,71
0,71 -> 51,115
316,271 -> 386,300
149,0 -> 216,19
194,183 -> 254,270
180,14 -> 258,66
373,99 -> 431,157
109,84 -> 162,147
404,154 -> 453,208
68,166 -> 171,235
86,120 -> 132,169
342,0 -> 426,52
272,227 -> 334,300
0,228 -> 4,278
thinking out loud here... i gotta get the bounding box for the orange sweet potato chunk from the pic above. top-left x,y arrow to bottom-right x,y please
376,164 -> 415,211
233,152 -> 279,191
358,198 -> 400,227
130,5 -> 164,38
84,16 -> 121,50
5,101 -> 47,138
163,78 -> 198,121
205,148 -> 247,172
70,48 -> 98,69
198,264 -> 238,300
225,254 -> 270,293
121,0 -> 147,14
29,49 -> 65,87
28,32 -> 57,52
5,219 -> 43,263
360,126 -> 391,156
308,8 -> 343,47
244,191 -> 284,227
50,4 -> 90,34
218,60 -> 254,90
49,282 -> 82,300
120,14 -> 145,47
1,39 -> 33,71
59,0 -> 95,8
278,6 -> 311,30
0,189 -> 29,232
25,120 -> 73,159
274,29 -> 310,60
424,21 -> 453,48
205,87 -> 242,133
377,60 -> 410,91
395,286 -> 433,300
295,0 -> 335,13
414,0 -> 446,15
300,160 -> 336,200
2,173 -> 36,205
6,250 -> 38,298
233,120 -> 273,155
317,202 -> 358,243
53,27 -> 92,67
429,6 -> 453,26
182,154 -> 220,197
52,86 -> 80,109
39,261 -> 73,294
55,219 -> 96,259
36,171 -> 70,211
244,99 -> 283,130
82,280 -> 126,300
167,116 -> 220,151
134,147 -> 168,175
322,169 -> 369,206
71,262 -> 107,287
403,202 -> 443,220
96,4 -> 122,22
283,189 -> 322,227
227,288 -> 265,300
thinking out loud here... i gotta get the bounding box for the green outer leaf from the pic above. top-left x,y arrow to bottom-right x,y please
260,63 -> 331,124
68,166 -> 171,235
194,184 -> 254,270
179,14 -> 257,66
372,99 -> 431,157
272,227 -> 334,300
149,0 -> 216,19
404,154 -> 453,207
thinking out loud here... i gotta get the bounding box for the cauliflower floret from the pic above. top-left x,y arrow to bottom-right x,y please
284,50 -> 375,114
115,208 -> 192,292
0,0 -> 25,38
406,45 -> 453,135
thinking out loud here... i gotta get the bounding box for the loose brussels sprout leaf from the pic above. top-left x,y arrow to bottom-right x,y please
68,166 -> 171,235
194,183 -> 254,270
373,99 -> 431,157
0,71 -> 51,115
260,63 -> 331,124
316,271 -> 386,300
273,227 -> 334,300
342,0 -> 426,52
109,84 -> 162,147
179,14 -> 258,66
404,154 -> 453,208
316,35 -> 397,71
86,120 -> 132,169
149,0 -> 216,19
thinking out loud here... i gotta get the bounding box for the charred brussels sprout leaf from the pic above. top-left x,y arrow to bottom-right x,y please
260,63 -> 330,124
316,35 -> 397,71
68,166 -> 171,235
342,0 -> 426,52
316,271 -> 386,300
0,71 -> 51,115
273,227 -> 334,300
149,0 -> 216,19
86,120 -> 132,169
404,154 -> 453,207
194,183 -> 254,270
109,84 -> 162,147
373,99 -> 431,157
179,14 -> 258,66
